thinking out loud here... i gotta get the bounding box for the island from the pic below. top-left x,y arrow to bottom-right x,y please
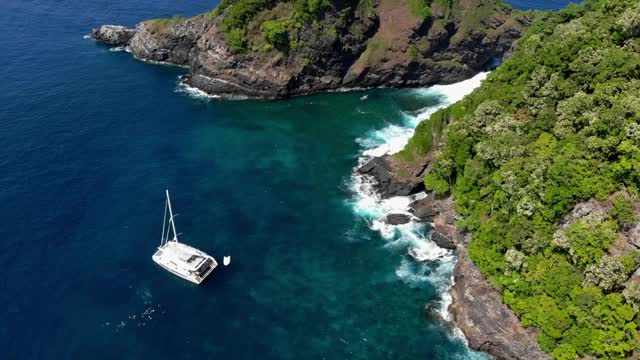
91,0 -> 531,99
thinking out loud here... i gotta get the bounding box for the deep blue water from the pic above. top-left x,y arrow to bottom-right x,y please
0,0 -> 577,359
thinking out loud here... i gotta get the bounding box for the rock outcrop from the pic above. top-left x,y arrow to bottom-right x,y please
357,155 -> 430,198
127,17 -> 211,65
91,0 -> 532,99
91,25 -> 136,45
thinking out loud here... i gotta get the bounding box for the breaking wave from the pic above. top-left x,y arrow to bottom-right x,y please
175,78 -> 221,100
349,72 -> 488,353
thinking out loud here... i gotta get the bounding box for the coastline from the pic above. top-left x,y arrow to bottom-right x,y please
350,73 -> 549,359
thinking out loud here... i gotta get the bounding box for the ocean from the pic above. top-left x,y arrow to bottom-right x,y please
0,0 -> 577,359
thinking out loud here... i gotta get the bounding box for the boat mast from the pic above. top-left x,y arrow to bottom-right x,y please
166,189 -> 179,242
160,198 -> 168,246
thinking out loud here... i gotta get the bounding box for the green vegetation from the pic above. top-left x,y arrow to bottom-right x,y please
355,0 -> 376,18
294,0 -> 331,19
399,0 -> 640,358
262,19 -> 290,50
409,45 -> 419,60
145,15 -> 186,32
408,0 -> 432,19
209,0 -> 336,53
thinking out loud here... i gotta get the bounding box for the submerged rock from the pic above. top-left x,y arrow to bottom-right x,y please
91,25 -> 136,46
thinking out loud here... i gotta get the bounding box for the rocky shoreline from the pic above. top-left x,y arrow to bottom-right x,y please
360,155 -> 549,359
90,0 -> 532,100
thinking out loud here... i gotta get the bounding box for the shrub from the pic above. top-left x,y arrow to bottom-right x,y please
611,193 -> 636,230
622,282 -> 640,313
262,20 -> 289,50
409,45 -> 418,60
295,0 -> 330,19
226,28 -> 248,53
584,256 -> 630,292
407,0 -> 431,19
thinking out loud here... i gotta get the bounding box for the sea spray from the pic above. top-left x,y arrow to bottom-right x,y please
175,77 -> 222,100
349,72 -> 489,353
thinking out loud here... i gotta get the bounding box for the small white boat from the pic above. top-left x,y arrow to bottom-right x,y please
152,190 -> 217,285
223,256 -> 231,266
360,95 -> 369,100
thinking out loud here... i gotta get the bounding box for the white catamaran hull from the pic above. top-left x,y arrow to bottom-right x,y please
152,242 -> 218,285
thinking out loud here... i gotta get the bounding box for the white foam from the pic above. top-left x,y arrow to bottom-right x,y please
348,72 -> 489,354
175,79 -> 221,100
109,46 -> 127,52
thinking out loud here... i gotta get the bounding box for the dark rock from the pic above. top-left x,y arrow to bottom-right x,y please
409,193 -> 437,222
384,213 -> 412,225
628,223 -> 640,249
357,156 -> 426,199
450,246 -> 549,360
430,230 -> 456,250
91,25 -> 136,45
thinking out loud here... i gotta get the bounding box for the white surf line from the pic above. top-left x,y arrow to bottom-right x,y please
349,72 -> 489,351
175,78 -> 222,100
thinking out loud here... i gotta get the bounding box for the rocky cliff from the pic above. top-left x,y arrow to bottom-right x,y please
91,0 -> 532,99
406,191 -> 549,359
450,245 -> 550,360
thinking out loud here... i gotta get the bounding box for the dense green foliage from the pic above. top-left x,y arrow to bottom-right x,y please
407,0 -> 432,19
402,0 -> 640,357
261,19 -> 290,50
210,0 -> 337,52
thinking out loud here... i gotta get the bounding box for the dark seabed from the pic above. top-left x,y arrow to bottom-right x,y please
0,0 -> 577,359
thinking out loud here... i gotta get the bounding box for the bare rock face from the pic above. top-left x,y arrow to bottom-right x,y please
450,246 -> 550,360
91,25 -> 136,45
128,17 -> 212,65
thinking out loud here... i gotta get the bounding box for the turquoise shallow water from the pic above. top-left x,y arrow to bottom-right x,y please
0,0 -> 578,358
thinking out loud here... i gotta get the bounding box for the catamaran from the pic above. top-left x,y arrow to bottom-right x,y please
152,190 -> 217,284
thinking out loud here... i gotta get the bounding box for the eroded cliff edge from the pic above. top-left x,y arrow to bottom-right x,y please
91,0 -> 532,99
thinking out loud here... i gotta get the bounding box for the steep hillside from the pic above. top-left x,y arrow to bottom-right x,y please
369,0 -> 640,358
91,0 -> 532,99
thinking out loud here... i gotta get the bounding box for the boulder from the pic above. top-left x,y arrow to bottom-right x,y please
384,213 -> 412,225
91,25 -> 136,46
430,230 -> 456,250
409,193 -> 437,222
